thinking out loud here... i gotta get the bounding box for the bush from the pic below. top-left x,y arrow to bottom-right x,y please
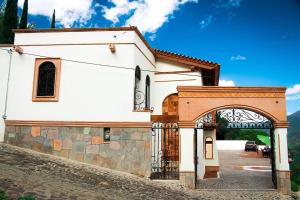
0,191 -> 8,200
0,191 -> 35,200
292,180 -> 299,192
18,195 -> 35,200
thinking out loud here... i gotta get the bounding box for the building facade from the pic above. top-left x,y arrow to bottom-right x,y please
0,27 -> 290,194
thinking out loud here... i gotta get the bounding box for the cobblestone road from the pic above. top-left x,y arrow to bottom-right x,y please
197,150 -> 274,189
0,144 -> 296,200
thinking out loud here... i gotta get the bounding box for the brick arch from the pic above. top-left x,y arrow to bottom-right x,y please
162,93 -> 178,115
192,104 -> 277,123
177,86 -> 288,128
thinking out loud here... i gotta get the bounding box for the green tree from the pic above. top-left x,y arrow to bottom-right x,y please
51,9 -> 55,28
0,0 -> 18,44
0,14 -> 4,34
216,113 -> 229,139
19,0 -> 28,29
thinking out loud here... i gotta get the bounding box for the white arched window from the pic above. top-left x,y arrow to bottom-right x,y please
134,66 -> 141,109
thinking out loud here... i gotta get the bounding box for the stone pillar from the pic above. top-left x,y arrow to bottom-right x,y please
274,128 -> 291,195
196,128 -> 205,180
179,128 -> 195,189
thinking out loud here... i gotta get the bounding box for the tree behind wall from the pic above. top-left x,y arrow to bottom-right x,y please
0,0 -> 18,44
19,0 -> 28,29
51,9 -> 55,28
0,14 -> 4,36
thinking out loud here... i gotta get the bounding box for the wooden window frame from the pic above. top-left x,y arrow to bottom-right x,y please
32,58 -> 61,102
205,137 -> 214,159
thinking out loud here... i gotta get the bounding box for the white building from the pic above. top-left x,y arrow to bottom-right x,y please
0,27 -> 291,194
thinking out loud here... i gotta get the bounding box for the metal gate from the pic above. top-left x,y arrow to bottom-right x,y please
150,122 -> 179,180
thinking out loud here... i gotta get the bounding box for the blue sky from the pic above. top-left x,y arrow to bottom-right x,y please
2,0 -> 300,114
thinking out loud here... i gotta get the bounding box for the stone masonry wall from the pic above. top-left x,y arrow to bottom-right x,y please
4,126 -> 152,177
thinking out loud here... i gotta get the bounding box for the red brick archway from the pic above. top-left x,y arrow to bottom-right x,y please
177,86 -> 288,128
176,86 -> 291,195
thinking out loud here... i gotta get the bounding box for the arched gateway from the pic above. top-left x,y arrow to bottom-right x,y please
195,108 -> 276,188
175,86 -> 290,194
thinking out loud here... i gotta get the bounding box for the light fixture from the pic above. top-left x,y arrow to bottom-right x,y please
109,44 -> 116,53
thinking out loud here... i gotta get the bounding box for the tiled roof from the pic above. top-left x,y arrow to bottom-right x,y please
153,48 -> 220,69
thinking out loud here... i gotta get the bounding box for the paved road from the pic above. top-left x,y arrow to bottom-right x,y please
0,144 -> 294,200
197,150 -> 274,189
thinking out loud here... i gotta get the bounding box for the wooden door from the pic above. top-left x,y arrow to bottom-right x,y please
161,94 -> 179,161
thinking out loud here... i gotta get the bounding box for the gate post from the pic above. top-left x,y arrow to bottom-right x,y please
179,128 -> 195,189
196,128 -> 205,180
274,128 -> 291,195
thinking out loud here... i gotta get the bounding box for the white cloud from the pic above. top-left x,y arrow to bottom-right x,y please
149,34 -> 157,41
230,55 -> 247,61
286,95 -> 300,101
286,84 -> 300,101
219,80 -> 235,86
216,0 -> 242,8
18,0 -> 94,27
200,15 -> 213,29
102,0 -> 198,34
286,84 -> 300,95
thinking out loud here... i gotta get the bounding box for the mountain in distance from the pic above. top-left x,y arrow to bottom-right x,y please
288,110 -> 300,145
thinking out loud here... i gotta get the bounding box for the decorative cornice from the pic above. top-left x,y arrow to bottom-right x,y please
5,120 -> 152,128
273,121 -> 289,128
178,121 -> 195,128
177,86 -> 286,98
178,86 -> 287,93
13,26 -> 154,55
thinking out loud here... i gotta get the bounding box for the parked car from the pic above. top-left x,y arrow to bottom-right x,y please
245,141 -> 258,151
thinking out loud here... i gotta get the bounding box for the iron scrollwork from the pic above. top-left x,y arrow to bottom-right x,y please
196,109 -> 273,129
134,89 -> 145,110
196,113 -> 214,128
151,122 -> 179,180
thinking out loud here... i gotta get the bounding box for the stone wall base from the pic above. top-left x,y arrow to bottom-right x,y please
276,170 -> 291,195
4,125 -> 152,177
180,172 -> 195,189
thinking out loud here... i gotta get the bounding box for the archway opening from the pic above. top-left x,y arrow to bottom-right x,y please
195,108 -> 276,190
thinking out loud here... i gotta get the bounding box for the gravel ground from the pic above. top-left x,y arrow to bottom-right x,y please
0,144 -> 296,200
197,150 -> 274,189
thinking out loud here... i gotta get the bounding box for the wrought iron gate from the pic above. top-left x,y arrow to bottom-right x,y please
151,122 -> 179,180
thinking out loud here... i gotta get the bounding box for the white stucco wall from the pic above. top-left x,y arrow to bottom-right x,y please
216,140 -> 248,150
0,47 -> 12,142
180,128 -> 195,172
152,60 -> 203,115
4,31 -> 156,122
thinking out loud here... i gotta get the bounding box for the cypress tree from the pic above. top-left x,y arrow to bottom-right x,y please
19,0 -> 28,29
51,9 -> 55,28
0,0 -> 18,44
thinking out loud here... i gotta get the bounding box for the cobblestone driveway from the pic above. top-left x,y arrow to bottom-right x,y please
197,150 -> 274,189
0,144 -> 295,200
